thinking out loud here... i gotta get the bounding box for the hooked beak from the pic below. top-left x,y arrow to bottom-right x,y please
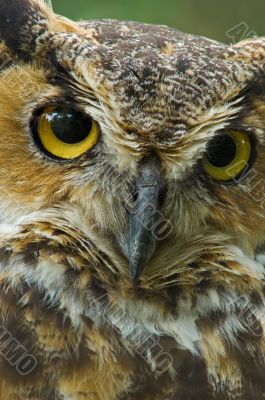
119,153 -> 167,284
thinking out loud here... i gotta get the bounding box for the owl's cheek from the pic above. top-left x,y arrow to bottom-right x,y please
0,157 -> 71,221
207,188 -> 265,255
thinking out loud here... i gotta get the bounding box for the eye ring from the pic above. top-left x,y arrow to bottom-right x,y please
202,131 -> 253,182
32,106 -> 100,160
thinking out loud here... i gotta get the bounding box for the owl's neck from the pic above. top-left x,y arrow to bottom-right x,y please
0,216 -> 264,399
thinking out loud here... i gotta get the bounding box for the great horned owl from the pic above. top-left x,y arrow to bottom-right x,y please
0,0 -> 264,399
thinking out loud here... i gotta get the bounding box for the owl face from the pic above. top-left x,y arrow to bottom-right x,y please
0,0 -> 264,318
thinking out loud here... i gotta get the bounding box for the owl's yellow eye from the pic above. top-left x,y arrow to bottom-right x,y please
202,131 -> 252,182
35,106 -> 100,160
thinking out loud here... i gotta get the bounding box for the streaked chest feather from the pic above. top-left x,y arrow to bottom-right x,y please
0,218 -> 264,400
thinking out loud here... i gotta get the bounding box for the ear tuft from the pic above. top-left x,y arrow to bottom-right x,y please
44,0 -> 53,10
231,37 -> 265,66
0,0 -> 50,59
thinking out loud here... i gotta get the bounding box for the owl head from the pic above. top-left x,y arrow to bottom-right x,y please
0,0 -> 264,319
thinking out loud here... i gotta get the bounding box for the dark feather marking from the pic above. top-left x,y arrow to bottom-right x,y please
0,0 -> 47,59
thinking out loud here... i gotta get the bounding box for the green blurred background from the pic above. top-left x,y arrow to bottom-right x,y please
52,0 -> 265,43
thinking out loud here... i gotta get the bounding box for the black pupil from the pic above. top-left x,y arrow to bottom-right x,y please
48,108 -> 92,144
206,134 -> 237,167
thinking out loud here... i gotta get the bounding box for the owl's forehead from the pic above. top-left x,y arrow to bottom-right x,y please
82,20 -> 226,63
67,20 -> 245,135
0,0 -> 253,139
0,1 -> 261,139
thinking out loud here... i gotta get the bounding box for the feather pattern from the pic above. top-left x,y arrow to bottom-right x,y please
0,0 -> 264,399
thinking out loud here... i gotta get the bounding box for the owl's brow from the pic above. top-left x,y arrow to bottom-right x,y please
46,64 -> 101,109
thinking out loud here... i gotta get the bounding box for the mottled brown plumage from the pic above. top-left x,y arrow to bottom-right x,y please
0,0 -> 264,399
